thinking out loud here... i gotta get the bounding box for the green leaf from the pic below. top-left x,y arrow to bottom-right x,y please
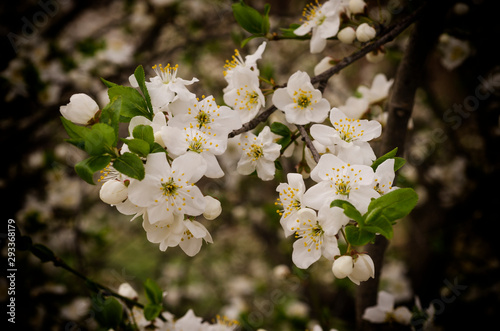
232,1 -> 264,34
94,297 -> 123,329
75,155 -> 112,184
241,34 -> 262,48
144,278 -> 163,305
99,96 -> 122,141
394,157 -> 406,171
371,147 -> 398,171
330,199 -> 364,224
84,123 -> 117,156
144,303 -> 163,321
132,124 -> 155,146
150,142 -> 167,154
100,77 -> 118,88
108,86 -> 151,121
345,225 -> 376,246
270,122 -> 292,137
121,138 -> 150,157
113,152 -> 145,180
134,65 -> 154,115
61,117 -> 90,150
261,3 -> 271,34
366,188 -> 418,223
30,244 -> 55,263
364,215 -> 394,239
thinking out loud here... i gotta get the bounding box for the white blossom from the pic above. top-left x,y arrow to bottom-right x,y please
236,126 -> 281,181
276,173 -> 307,237
348,253 -> 375,285
99,180 -> 128,205
294,0 -> 342,53
292,208 -> 340,269
60,93 -> 99,125
273,71 -> 330,125
363,291 -> 412,325
332,255 -> 354,279
337,26 -> 356,44
223,69 -> 265,123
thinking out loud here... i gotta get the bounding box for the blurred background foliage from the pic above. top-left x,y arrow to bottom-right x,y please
1,0 -> 500,330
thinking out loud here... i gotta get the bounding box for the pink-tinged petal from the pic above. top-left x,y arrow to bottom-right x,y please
292,238 -> 322,269
171,152 -> 207,183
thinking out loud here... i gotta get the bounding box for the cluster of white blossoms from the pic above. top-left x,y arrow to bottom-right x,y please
274,71 -> 396,285
294,0 -> 377,54
118,283 -> 239,331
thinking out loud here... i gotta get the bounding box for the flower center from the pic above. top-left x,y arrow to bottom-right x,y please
295,219 -> 323,252
161,178 -> 178,196
335,180 -> 351,196
196,111 -> 210,128
223,49 -> 244,76
293,89 -> 314,109
333,118 -> 364,143
301,0 -> 321,22
188,136 -> 205,153
152,63 -> 178,84
248,144 -> 263,161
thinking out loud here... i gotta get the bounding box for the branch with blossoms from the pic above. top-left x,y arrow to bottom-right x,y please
52,0 -> 429,329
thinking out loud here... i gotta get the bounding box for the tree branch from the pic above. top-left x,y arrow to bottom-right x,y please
227,2 -> 428,139
297,124 -> 320,163
355,1 -> 451,329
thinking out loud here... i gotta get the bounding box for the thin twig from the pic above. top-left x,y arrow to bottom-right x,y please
296,124 -> 320,163
227,3 -> 428,139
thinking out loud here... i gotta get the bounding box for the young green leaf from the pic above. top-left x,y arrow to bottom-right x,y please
121,138 -> 150,157
132,124 -> 155,146
75,155 -> 111,184
232,1 -> 264,34
60,117 -> 90,149
134,65 -> 154,116
94,297 -> 123,329
330,199 -> 364,224
113,152 -> 145,180
108,86 -> 151,121
100,77 -> 118,88
345,225 -> 376,246
366,188 -> 418,223
99,96 -> 122,140
84,123 -> 117,156
394,157 -> 406,171
270,122 -> 292,137
371,147 -> 398,171
150,142 -> 167,154
144,278 -> 163,305
144,303 -> 163,321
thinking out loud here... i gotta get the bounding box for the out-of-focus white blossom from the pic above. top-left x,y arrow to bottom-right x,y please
356,23 -> 377,42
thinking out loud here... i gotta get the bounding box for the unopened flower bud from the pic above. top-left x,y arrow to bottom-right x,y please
348,253 -> 375,285
349,0 -> 366,15
118,283 -> 138,300
332,255 -> 354,279
203,196 -> 222,220
314,56 -> 335,76
99,180 -> 128,205
366,50 -> 385,63
356,23 -> 377,43
60,93 -> 99,125
337,27 -> 356,44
